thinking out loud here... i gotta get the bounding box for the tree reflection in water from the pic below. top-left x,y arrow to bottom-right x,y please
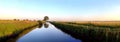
38,22 -> 49,28
44,22 -> 49,28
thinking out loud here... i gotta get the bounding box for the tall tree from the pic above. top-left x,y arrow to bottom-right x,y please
43,16 -> 49,21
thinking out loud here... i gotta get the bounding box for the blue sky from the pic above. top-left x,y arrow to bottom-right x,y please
0,0 -> 120,21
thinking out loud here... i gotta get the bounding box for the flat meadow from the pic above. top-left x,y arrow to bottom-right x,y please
0,20 -> 38,39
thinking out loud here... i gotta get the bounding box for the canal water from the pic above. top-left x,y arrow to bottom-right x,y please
11,23 -> 82,42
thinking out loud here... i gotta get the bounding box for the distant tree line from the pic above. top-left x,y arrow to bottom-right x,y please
13,19 -> 36,21
13,16 -> 49,22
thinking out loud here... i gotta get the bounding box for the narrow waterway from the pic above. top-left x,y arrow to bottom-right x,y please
16,23 -> 81,42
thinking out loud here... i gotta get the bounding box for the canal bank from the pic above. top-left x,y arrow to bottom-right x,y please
6,22 -> 81,42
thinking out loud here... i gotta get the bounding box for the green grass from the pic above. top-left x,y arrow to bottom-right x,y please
50,21 -> 120,42
67,21 -> 120,28
0,20 -> 38,38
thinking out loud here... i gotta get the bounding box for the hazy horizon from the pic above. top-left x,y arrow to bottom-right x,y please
0,0 -> 120,21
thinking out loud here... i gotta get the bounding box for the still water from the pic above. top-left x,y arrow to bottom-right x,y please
16,23 -> 81,42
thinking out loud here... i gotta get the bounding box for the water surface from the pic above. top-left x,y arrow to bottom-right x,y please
16,23 -> 81,42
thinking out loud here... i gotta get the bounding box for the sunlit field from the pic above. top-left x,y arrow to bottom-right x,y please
0,20 -> 37,39
75,21 -> 120,28
50,21 -> 120,42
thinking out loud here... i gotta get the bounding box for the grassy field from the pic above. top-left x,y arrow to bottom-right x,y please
62,21 -> 120,28
75,21 -> 120,28
51,21 -> 120,42
0,20 -> 38,39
